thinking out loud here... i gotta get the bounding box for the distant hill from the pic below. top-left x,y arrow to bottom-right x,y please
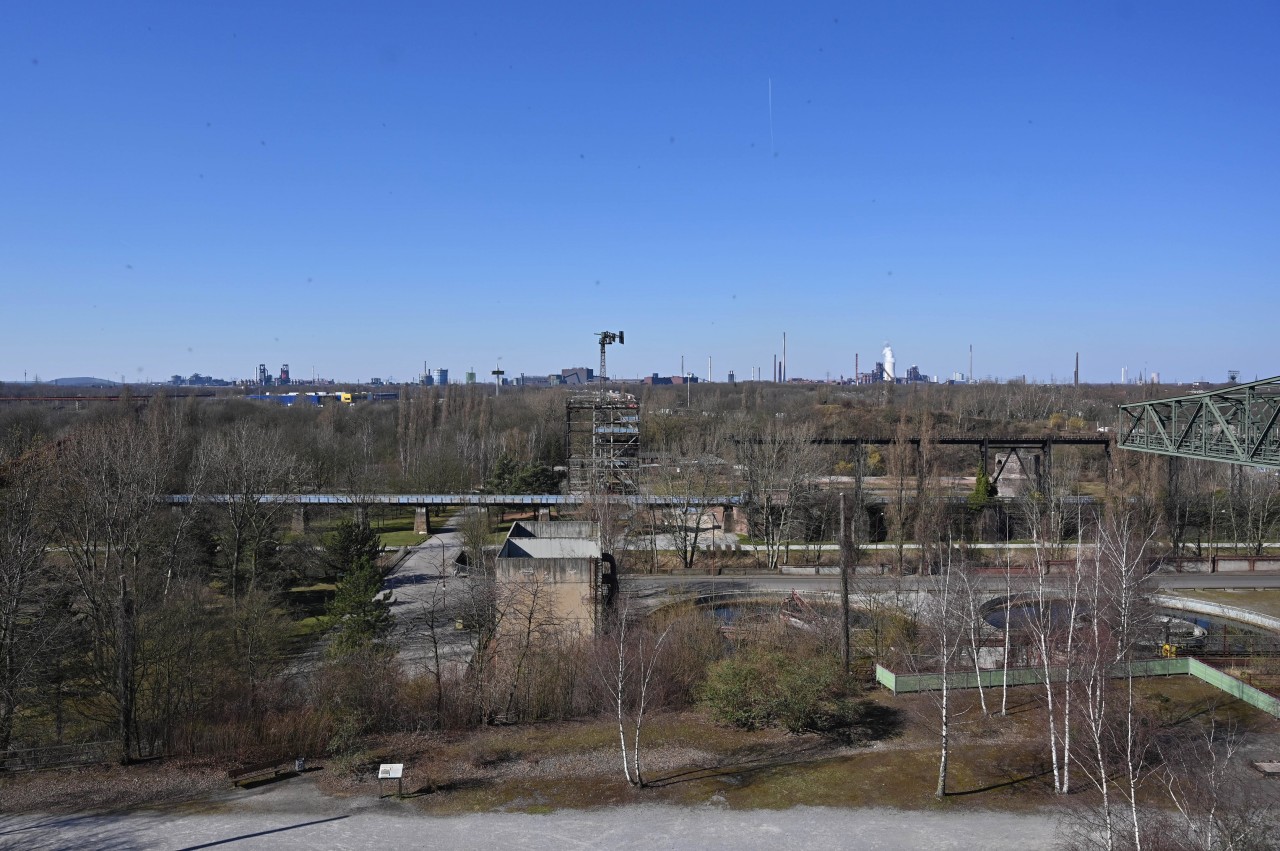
49,377 -> 121,387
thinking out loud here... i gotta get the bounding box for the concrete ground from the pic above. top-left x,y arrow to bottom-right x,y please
379,513 -> 476,674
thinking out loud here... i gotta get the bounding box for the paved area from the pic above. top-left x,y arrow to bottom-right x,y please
2,795 -> 1060,851
624,571 -> 1280,596
380,514 -> 475,673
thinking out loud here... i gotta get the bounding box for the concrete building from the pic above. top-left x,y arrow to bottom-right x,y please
494,521 -> 612,638
641,373 -> 700,385
561,367 -> 595,385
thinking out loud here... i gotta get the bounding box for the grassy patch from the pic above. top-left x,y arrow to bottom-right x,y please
291,614 -> 333,639
379,530 -> 430,547
369,513 -> 431,547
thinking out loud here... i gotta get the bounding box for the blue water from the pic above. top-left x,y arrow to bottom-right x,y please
984,600 -> 1080,631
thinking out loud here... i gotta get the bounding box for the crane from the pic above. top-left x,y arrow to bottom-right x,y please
596,331 -> 623,384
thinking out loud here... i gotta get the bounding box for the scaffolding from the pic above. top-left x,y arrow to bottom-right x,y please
565,391 -> 641,495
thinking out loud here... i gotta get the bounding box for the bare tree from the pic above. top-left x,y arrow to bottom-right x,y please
650,426 -> 727,572
1233,466 -> 1280,556
53,411 -> 174,764
492,569 -> 563,723
1103,498 -> 1160,851
196,421 -> 295,609
1155,711 -> 1280,851
957,566 -> 990,717
884,415 -> 914,575
998,546 -> 1015,715
923,551 -> 967,799
913,414 -> 949,574
456,508 -> 494,577
735,418 -> 821,571
0,434 -> 60,757
597,600 -> 673,787
415,576 -> 451,729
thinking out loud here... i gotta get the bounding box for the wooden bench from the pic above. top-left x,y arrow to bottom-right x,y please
228,757 -> 291,787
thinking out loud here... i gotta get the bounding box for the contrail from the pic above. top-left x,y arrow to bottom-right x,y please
768,78 -> 775,153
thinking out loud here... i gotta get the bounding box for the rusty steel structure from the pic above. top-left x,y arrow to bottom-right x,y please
564,390 -> 641,495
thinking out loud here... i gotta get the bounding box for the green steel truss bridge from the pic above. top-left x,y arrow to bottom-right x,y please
1118,376 -> 1280,468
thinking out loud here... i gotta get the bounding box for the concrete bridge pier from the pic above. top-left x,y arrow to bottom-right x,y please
722,505 -> 737,535
537,507 -> 551,521
354,505 -> 368,526
414,507 -> 432,535
292,506 -> 309,534
710,505 -> 740,535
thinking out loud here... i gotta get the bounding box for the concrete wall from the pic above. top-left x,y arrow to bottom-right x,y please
493,556 -> 598,638
1160,555 -> 1280,573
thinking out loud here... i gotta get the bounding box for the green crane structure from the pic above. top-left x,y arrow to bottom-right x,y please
1117,376 -> 1280,468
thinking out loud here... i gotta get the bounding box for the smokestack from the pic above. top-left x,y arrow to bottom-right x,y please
969,344 -> 973,383
707,356 -> 711,383
773,354 -> 778,383
1074,352 -> 1079,387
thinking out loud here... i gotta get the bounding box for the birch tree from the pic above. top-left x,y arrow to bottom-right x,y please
598,601 -> 673,787
924,552 -> 967,799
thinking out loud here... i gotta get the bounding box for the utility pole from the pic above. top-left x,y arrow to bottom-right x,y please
839,492 -> 851,672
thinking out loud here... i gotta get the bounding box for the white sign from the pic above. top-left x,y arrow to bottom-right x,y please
378,763 -> 403,779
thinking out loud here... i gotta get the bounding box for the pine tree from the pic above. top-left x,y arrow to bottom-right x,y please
968,465 -> 997,512
327,555 -> 391,654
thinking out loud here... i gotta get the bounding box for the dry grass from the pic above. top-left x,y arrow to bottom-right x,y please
3,678 -> 1275,818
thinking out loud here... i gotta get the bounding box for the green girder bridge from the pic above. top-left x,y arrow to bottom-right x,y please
1117,376 -> 1280,468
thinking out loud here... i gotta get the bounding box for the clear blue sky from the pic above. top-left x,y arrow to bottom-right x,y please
3,2 -> 1277,385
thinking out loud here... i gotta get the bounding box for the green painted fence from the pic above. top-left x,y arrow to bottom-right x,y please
1185,658 -> 1280,717
875,658 -> 1280,718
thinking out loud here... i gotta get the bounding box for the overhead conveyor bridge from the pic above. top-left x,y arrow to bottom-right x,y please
1117,376 -> 1280,468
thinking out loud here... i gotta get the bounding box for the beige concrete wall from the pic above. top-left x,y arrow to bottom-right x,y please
494,557 -> 597,638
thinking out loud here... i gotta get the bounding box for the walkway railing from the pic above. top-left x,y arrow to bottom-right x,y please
875,658 -> 1280,718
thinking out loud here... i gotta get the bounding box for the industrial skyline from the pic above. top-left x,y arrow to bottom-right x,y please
5,342 -> 1233,390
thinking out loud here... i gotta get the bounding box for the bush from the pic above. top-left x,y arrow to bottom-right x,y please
699,648 -> 863,739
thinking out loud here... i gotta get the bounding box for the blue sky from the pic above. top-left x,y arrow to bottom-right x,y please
3,2 -> 1277,385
